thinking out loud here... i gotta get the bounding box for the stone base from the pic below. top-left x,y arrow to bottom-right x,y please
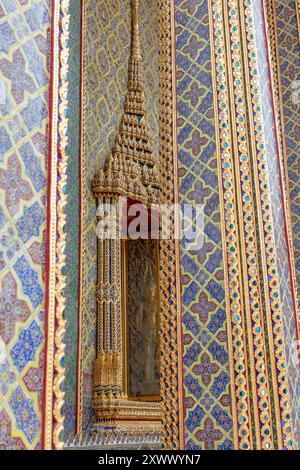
93,397 -> 162,426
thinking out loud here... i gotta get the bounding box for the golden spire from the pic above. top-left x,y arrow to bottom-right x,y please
126,0 -> 145,113
92,0 -> 161,206
131,0 -> 141,61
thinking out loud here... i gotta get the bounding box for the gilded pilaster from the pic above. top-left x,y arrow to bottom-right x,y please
240,0 -> 294,449
209,0 -> 296,450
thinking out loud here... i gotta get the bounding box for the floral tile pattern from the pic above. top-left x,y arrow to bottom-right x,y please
175,0 -> 233,450
0,0 -> 50,449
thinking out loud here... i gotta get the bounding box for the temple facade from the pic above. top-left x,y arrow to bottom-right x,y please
0,0 -> 300,450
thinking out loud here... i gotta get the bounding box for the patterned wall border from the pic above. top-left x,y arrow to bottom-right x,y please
43,0 -> 70,450
240,0 -> 295,449
263,0 -> 299,327
158,0 -> 185,449
76,0 -> 84,436
77,0 -> 184,449
209,0 -> 276,449
209,0 -> 297,450
226,0 -> 275,448
262,0 -> 300,447
209,0 -> 251,449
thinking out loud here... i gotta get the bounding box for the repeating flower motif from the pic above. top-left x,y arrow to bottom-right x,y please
185,129 -> 209,157
0,0 -> 49,451
9,387 -> 40,445
23,353 -> 44,404
182,34 -> 205,61
0,154 -> 33,217
1,227 -> 20,259
190,291 -> 217,324
187,180 -> 211,205
28,234 -> 46,267
192,352 -> 220,387
10,320 -> 43,372
0,272 -> 31,344
0,359 -> 15,395
0,49 -> 37,104
195,417 -> 223,450
183,81 -> 205,107
16,202 -> 44,244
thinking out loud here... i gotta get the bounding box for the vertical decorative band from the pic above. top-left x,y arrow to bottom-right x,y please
224,0 -> 274,449
263,0 -> 299,332
93,196 -> 123,400
296,0 -> 300,43
239,0 -> 295,449
158,0 -> 184,450
209,0 -> 297,450
44,0 -> 70,450
209,0 -> 253,450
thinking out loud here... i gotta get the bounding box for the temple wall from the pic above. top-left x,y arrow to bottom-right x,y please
0,0 -> 299,450
0,0 -> 50,449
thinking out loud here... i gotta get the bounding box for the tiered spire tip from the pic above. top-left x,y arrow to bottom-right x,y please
92,0 -> 161,207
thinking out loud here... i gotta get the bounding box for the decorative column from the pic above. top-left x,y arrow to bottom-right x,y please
93,197 -> 123,402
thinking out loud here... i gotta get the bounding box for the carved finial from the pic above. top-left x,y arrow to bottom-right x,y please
131,0 -> 141,60
128,0 -> 143,95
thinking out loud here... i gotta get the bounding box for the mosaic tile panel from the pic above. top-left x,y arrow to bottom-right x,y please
262,0 -> 300,446
275,0 -> 300,302
175,0 -> 233,450
81,0 -> 160,431
62,0 -> 81,438
0,0 -> 50,449
254,4 -> 300,446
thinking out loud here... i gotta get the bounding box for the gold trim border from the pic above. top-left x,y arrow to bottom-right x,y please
296,0 -> 300,43
44,0 -> 70,450
208,3 -> 239,448
170,0 -> 185,449
225,0 -> 274,449
76,0 -> 85,435
209,0 -> 253,450
158,0 -> 185,449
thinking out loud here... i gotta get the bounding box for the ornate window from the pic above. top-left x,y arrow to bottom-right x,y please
91,0 -> 162,432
